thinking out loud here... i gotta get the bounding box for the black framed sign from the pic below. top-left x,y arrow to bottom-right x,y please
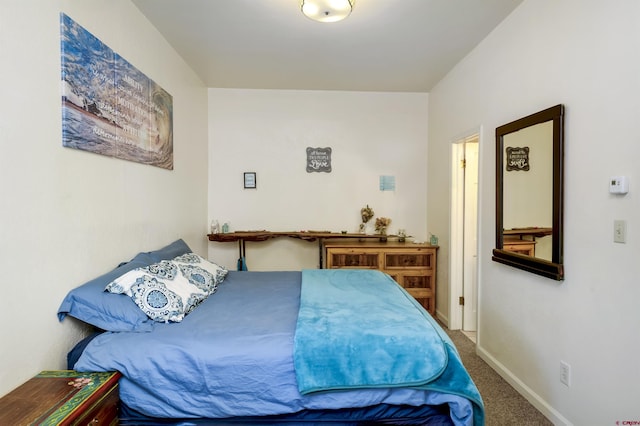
244,172 -> 256,189
506,146 -> 530,171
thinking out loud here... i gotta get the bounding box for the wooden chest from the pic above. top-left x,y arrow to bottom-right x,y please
324,240 -> 438,315
0,370 -> 120,425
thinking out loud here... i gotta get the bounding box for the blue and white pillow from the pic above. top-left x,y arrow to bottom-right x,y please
106,253 -> 227,323
130,275 -> 187,322
172,252 -> 228,294
57,239 -> 193,332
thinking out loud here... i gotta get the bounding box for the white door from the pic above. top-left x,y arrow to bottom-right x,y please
462,140 -> 478,331
449,134 -> 479,331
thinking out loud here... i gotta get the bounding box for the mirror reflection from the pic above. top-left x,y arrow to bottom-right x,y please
502,120 -> 553,261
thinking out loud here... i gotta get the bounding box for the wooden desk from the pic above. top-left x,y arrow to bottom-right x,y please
208,231 -> 383,269
0,370 -> 121,425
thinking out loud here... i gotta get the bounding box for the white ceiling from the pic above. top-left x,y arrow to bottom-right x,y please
132,0 -> 524,92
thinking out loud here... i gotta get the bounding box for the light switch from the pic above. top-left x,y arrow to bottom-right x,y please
614,220 -> 627,243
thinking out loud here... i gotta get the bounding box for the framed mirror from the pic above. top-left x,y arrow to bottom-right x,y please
492,104 -> 564,280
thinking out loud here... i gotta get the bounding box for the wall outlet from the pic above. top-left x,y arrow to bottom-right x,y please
560,361 -> 571,387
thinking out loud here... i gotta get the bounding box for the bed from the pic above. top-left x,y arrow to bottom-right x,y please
58,240 -> 484,425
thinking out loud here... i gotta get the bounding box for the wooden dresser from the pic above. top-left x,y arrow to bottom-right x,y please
324,240 -> 438,315
0,370 -> 120,425
503,238 -> 536,257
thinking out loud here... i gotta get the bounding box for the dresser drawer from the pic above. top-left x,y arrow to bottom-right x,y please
398,274 -> 433,290
404,287 -> 433,299
327,249 -> 380,268
74,381 -> 119,425
385,252 -> 434,269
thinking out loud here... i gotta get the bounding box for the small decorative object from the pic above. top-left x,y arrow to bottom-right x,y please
360,204 -> 374,234
68,377 -> 93,389
306,147 -> 332,173
430,233 -> 438,246
244,172 -> 257,189
397,229 -> 406,243
222,222 -> 230,233
375,217 -> 391,242
210,220 -> 219,234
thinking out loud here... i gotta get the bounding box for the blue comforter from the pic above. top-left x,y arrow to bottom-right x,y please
74,271 -> 482,425
295,269 -> 448,393
295,270 -> 483,425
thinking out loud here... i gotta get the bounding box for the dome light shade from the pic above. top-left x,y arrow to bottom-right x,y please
301,0 -> 355,23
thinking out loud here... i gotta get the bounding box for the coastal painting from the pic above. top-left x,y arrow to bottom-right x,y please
60,13 -> 173,170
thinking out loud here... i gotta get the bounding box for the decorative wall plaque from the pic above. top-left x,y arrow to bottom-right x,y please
306,147 -> 332,173
506,146 -> 530,171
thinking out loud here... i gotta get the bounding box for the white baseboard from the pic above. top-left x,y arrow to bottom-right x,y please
475,344 -> 572,426
435,309 -> 449,327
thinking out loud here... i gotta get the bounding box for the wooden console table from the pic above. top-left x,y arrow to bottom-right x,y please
207,231 -> 383,270
503,227 -> 552,239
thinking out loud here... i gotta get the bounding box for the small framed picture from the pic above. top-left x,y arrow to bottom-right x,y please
244,172 -> 257,189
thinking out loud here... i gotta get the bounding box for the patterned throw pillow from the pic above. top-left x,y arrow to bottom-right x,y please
106,253 -> 228,323
172,252 -> 228,294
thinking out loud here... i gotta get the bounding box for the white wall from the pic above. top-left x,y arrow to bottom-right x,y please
428,0 -> 640,424
0,0 -> 208,397
208,89 -> 429,271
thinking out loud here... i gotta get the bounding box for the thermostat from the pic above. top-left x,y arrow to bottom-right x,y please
609,176 -> 629,194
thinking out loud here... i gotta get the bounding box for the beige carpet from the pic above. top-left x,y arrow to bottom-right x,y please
445,328 -> 553,426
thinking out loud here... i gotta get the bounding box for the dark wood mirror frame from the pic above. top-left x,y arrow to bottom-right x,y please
492,104 -> 564,280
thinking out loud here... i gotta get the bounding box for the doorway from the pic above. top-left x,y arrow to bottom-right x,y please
450,134 -> 479,333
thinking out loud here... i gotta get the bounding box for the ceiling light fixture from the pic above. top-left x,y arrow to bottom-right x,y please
301,0 -> 355,23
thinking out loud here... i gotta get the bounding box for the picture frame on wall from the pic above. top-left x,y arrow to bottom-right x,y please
244,172 -> 257,189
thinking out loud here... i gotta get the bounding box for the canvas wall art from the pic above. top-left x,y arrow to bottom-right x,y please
60,13 -> 173,170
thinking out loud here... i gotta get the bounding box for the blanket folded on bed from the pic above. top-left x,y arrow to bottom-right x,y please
294,269 -> 483,425
294,269 -> 448,393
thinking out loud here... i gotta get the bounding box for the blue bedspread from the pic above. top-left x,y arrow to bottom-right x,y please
295,269 -> 447,393
295,270 -> 483,425
73,271 -> 482,425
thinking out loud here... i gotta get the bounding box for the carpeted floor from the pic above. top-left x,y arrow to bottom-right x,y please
445,328 -> 553,426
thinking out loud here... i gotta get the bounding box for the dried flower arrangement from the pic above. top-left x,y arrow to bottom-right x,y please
359,205 -> 375,233
375,217 -> 391,234
360,205 -> 374,224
